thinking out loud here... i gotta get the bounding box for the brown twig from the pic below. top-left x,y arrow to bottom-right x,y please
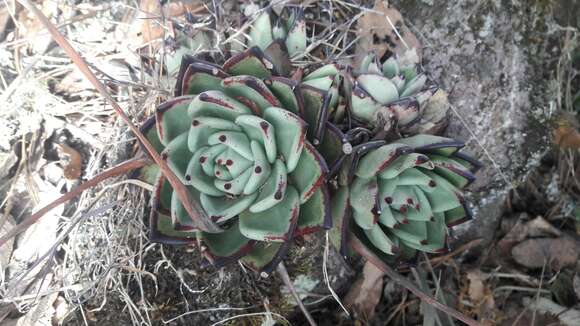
349,235 -> 482,326
0,157 -> 149,247
276,262 -> 317,326
16,0 -> 220,233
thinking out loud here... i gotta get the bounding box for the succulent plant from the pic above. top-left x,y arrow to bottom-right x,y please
330,134 -> 481,262
138,4 -> 481,274
248,8 -> 307,58
140,46 -> 331,275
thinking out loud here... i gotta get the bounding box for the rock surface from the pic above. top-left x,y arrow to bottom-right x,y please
391,0 -> 568,246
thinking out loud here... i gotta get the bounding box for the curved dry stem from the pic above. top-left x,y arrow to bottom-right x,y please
0,158 -> 149,247
349,235 -> 482,326
16,0 -> 220,233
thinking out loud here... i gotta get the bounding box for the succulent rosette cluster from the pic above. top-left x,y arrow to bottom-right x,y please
139,6 -> 481,273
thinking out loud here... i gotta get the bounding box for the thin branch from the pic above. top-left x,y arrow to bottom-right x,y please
16,0 -> 220,233
276,262 -> 317,326
0,158 -> 149,247
349,235 -> 482,326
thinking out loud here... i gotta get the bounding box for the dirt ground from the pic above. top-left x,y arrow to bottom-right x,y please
0,0 -> 579,325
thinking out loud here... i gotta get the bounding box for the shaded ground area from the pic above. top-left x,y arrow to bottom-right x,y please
0,0 -> 579,325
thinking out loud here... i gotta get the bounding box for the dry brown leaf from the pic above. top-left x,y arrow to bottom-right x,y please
57,143 -> 82,180
356,0 -> 421,66
344,261 -> 385,321
464,270 -> 496,323
511,237 -> 578,270
553,112 -> 580,149
128,0 -> 206,46
497,215 -> 561,257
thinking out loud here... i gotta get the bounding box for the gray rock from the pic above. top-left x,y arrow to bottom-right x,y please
391,0 -> 563,246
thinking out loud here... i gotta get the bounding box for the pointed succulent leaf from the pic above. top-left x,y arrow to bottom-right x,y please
430,155 -> 476,188
265,77 -> 303,115
401,74 -> 427,98
351,84 -> 381,122
248,13 -> 274,51
378,153 -> 431,179
249,159 -> 287,212
177,58 -> 229,96
240,186 -> 299,241
357,74 -> 399,105
243,141 -> 272,194
235,115 -> 277,163
289,141 -> 327,203
284,8 -> 306,57
355,144 -> 412,179
350,177 -> 378,229
382,57 -> 400,79
330,186 -> 350,256
200,192 -> 258,224
189,90 -> 252,120
303,64 -> 340,81
263,106 -> 306,173
201,220 -> 255,267
156,96 -> 194,145
397,134 -> 464,156
186,147 -> 224,196
188,116 -> 241,153
222,75 -> 282,114
163,133 -> 191,182
240,241 -> 289,275
295,186 -> 331,236
364,224 -> 397,255
222,47 -> 277,79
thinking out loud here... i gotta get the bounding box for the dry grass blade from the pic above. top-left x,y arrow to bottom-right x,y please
349,235 -> 482,326
0,158 -> 149,247
15,0 -> 220,233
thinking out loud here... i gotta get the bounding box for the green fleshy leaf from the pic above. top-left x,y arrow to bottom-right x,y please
265,77 -> 301,115
201,220 -> 253,260
300,86 -> 326,139
382,57 -> 399,79
351,85 -> 381,122
200,192 -> 257,224
295,186 -> 329,235
363,224 -> 396,255
222,75 -> 282,115
180,61 -> 227,95
350,177 -> 378,230
240,242 -> 283,273
355,144 -> 411,179
156,97 -> 193,145
285,8 -> 306,57
235,115 -> 277,163
317,123 -> 344,168
397,134 -> 464,156
208,131 -> 253,161
186,147 -> 224,196
401,74 -> 427,98
151,211 -> 196,243
263,106 -> 306,173
357,73 -> 399,105
289,141 -> 326,203
222,47 -> 276,79
330,186 -> 350,255
249,159 -> 287,213
164,132 -> 191,183
304,64 -> 340,81
188,116 -> 241,153
240,186 -> 299,241
378,153 -> 432,179
170,186 -> 199,230
248,13 -> 274,51
244,141 -> 272,194
188,90 -> 252,120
